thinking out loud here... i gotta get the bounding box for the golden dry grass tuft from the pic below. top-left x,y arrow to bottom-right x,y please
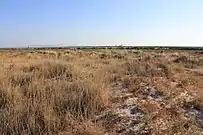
0,58 -> 107,135
125,57 -> 172,78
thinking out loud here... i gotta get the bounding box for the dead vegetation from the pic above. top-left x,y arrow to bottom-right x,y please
0,58 -> 107,135
0,49 -> 203,135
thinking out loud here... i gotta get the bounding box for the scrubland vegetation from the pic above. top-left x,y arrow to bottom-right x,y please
0,49 -> 203,135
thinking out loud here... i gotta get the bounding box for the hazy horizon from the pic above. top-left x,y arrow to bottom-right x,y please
1,0 -> 203,47
1,44 -> 203,49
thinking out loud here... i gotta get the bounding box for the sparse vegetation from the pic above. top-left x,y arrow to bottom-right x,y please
0,49 -> 203,134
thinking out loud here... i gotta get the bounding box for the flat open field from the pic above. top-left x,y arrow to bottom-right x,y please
0,49 -> 203,135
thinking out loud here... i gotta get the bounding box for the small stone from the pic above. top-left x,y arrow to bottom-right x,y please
149,90 -> 166,99
130,107 -> 142,115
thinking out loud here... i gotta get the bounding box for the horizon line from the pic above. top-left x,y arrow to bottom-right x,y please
1,44 -> 203,49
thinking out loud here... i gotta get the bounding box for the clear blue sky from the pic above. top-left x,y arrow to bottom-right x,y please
0,0 -> 203,47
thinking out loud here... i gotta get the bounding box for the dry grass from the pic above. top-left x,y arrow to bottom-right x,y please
125,57 -> 171,78
173,55 -> 203,68
0,49 -> 203,135
0,58 -> 107,135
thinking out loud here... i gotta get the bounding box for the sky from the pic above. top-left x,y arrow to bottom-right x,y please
0,0 -> 203,47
